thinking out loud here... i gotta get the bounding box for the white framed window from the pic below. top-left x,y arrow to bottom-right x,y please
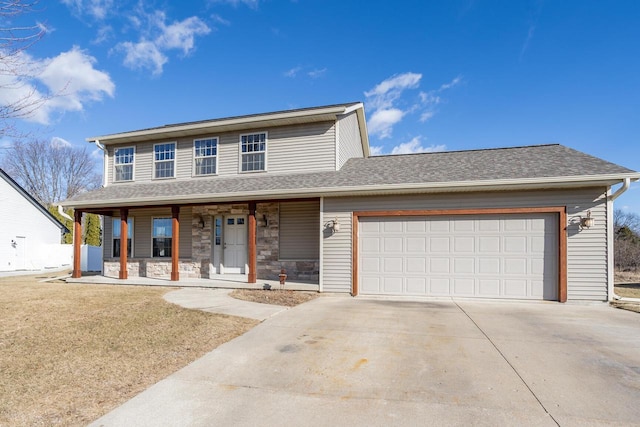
114,147 -> 134,182
240,132 -> 267,172
154,142 -> 176,179
152,217 -> 172,257
193,137 -> 218,176
112,217 -> 133,257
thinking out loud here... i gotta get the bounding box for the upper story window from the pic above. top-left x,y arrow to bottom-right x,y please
154,142 -> 176,179
240,132 -> 266,172
114,147 -> 134,182
194,137 -> 218,176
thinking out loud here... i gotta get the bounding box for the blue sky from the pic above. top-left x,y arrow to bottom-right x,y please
1,0 -> 639,211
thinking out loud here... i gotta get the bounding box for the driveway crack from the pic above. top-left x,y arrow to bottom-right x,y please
454,301 -> 560,427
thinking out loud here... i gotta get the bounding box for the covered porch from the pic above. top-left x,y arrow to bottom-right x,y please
70,199 -> 321,288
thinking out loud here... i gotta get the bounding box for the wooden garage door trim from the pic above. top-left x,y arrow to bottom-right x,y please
352,207 -> 567,302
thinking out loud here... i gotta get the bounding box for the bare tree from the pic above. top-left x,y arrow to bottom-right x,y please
2,139 -> 101,205
0,0 -> 48,136
614,209 -> 640,234
614,209 -> 640,271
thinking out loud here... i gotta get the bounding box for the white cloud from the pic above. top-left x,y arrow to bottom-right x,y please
369,136 -> 447,156
390,137 -> 446,155
92,25 -> 113,44
209,0 -> 260,8
0,46 -> 114,125
284,66 -> 327,79
115,12 -> 210,75
367,108 -> 405,139
439,76 -> 462,91
369,145 -> 383,156
307,68 -> 327,78
211,14 -> 231,26
61,0 -> 114,20
51,136 -> 73,148
117,40 -> 167,75
156,14 -> 211,55
284,66 -> 302,78
420,111 -> 435,122
365,72 -> 422,111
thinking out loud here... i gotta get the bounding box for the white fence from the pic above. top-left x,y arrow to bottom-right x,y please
59,244 -> 103,272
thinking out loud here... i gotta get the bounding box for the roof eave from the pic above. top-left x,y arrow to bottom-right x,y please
86,104 -> 353,145
59,173 -> 639,210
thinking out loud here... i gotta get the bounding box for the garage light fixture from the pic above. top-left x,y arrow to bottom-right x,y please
580,210 -> 595,229
328,218 -> 340,233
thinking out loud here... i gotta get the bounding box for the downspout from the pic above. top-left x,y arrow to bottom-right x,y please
608,178 -> 631,301
610,177 -> 631,202
93,139 -> 108,187
57,205 -> 73,221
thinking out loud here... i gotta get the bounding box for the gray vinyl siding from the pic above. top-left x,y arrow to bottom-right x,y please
279,201 -> 320,260
105,122 -> 336,185
322,188 -> 609,301
218,133 -> 240,175
337,111 -> 364,169
267,122 -> 336,174
103,207 -> 192,259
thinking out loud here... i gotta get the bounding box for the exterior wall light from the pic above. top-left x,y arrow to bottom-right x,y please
330,218 -> 340,233
581,210 -> 595,229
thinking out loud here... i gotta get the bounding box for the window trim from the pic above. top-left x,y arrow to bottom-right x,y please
151,217 -> 173,258
238,131 -> 268,173
153,142 -> 177,180
112,217 -> 134,258
192,136 -> 219,177
113,146 -> 135,183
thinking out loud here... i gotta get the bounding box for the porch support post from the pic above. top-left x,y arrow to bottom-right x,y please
119,208 -> 128,279
248,202 -> 257,284
171,205 -> 180,281
72,210 -> 82,278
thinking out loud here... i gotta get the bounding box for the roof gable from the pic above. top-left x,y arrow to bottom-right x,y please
0,168 -> 68,231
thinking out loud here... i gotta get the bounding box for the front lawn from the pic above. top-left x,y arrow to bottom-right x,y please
0,273 -> 257,426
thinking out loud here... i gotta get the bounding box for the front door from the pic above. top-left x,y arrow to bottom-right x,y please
222,216 -> 247,274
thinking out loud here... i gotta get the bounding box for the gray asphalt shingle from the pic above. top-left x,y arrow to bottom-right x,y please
65,144 -> 636,207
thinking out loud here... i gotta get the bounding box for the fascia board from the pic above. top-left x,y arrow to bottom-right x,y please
60,173 -> 639,209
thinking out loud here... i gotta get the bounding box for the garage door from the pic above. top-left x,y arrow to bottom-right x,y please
358,214 -> 558,300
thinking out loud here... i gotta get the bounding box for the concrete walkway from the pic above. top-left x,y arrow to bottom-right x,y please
163,288 -> 289,321
91,297 -> 640,426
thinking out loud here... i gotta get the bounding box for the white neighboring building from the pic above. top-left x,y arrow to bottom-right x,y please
0,168 -> 69,271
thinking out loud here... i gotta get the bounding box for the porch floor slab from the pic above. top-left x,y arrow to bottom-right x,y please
65,274 -> 319,292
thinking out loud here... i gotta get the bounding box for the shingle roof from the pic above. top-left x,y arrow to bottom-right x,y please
63,144 -> 638,209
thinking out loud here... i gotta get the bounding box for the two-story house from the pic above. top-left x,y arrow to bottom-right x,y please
61,102 -> 639,302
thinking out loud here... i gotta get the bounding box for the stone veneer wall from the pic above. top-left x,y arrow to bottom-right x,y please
104,202 -> 319,282
103,259 -> 203,279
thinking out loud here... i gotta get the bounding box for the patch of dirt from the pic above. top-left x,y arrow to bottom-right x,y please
229,289 -> 318,307
0,273 -> 257,426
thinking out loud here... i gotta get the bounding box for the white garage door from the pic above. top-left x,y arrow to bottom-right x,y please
359,214 -> 558,300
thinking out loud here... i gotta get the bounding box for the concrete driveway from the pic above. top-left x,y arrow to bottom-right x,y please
92,297 -> 640,426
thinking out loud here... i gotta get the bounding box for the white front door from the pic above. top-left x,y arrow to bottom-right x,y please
222,216 -> 247,274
